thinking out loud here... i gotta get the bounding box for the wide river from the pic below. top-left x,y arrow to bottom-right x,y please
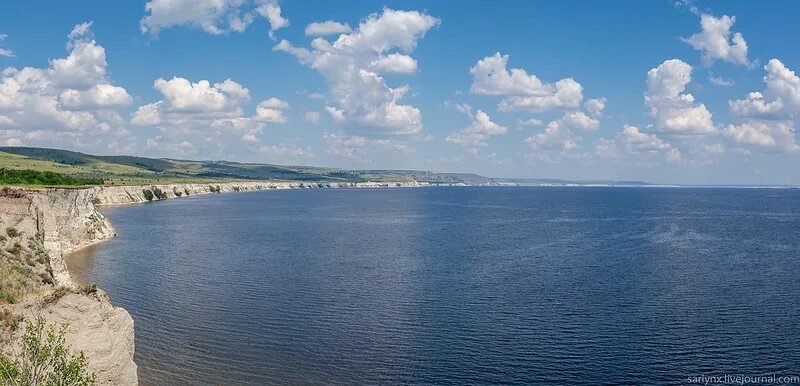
67,187 -> 800,385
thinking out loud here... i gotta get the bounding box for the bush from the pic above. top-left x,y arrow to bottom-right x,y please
152,187 -> 167,200
5,228 -> 19,238
0,309 -> 22,331
142,189 -> 154,201
0,168 -> 103,186
90,197 -> 101,205
184,188 -> 190,196
0,316 -> 96,385
0,292 -> 15,305
79,284 -> 98,296
43,286 -> 72,305
174,190 -> 182,197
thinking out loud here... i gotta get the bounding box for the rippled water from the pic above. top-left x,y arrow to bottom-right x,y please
67,187 -> 800,385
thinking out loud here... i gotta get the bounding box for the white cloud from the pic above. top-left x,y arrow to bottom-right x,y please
594,138 -> 620,159
59,84 -> 132,110
518,118 -> 543,128
446,107 -> 507,148
259,97 -> 289,109
724,121 -> 797,152
708,74 -> 734,87
132,76 -> 289,152
257,0 -> 289,40
0,22 -> 132,150
729,92 -> 783,118
725,59 -> 800,152
525,111 -> 598,152
0,34 -> 13,57
584,97 -> 606,117
682,14 -> 751,67
274,9 -> 439,143
370,53 -> 417,74
645,59 -> 716,135
151,77 -> 249,113
141,0 -> 288,37
621,124 -> 681,161
305,21 -> 352,37
470,53 -> 584,113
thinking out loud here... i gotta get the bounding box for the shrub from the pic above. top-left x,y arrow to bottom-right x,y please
0,309 -> 22,331
142,189 -> 154,201
0,316 -> 96,385
184,188 -> 190,196
7,242 -> 22,257
0,292 -> 15,305
90,197 -> 101,205
152,187 -> 167,200
0,168 -> 102,186
5,228 -> 19,238
79,284 -> 98,295
43,286 -> 72,305
174,190 -> 182,197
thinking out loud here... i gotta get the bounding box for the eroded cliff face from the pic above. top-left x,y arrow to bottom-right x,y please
91,180 -> 433,205
0,188 -> 136,385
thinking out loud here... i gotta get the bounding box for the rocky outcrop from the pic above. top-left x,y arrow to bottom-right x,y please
0,188 -> 136,385
11,292 -> 138,386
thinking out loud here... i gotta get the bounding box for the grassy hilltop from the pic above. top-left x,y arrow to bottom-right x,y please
0,147 -> 493,187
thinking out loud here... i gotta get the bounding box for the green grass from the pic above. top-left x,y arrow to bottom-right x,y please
0,146 -> 494,187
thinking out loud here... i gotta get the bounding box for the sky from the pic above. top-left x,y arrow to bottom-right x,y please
1,0 -> 800,185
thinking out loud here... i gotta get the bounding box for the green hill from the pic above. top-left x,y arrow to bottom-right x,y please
0,147 -> 494,187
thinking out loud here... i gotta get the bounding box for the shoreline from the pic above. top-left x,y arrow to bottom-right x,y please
0,179 -> 505,385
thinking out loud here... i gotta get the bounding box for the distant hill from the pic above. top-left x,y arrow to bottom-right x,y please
0,147 -> 496,186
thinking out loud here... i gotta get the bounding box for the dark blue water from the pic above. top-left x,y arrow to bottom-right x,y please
66,187 -> 800,385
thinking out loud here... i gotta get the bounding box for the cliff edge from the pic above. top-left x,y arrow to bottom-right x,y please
0,187 -> 137,385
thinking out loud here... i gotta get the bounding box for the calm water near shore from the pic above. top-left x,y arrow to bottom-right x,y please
67,187 -> 800,385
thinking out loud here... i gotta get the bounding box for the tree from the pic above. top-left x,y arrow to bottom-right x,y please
0,316 -> 95,385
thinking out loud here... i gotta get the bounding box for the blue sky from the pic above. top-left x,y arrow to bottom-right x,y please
1,0 -> 800,184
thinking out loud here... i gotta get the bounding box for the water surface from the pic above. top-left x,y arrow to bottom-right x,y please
67,187 -> 800,384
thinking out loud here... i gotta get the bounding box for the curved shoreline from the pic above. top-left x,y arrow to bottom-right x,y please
13,179 -> 501,385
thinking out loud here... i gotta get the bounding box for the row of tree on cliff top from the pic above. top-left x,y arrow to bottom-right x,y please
0,169 -> 103,186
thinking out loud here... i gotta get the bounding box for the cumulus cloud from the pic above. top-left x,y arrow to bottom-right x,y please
724,59 -> 800,152
132,76 -> 289,152
682,13 -> 751,67
525,111 -> 599,152
584,97 -> 607,117
445,105 -> 507,149
645,59 -> 716,135
305,21 -> 352,37
274,8 -> 439,156
0,22 -> 132,150
621,124 -> 681,161
141,0 -> 288,38
0,34 -> 13,57
470,53 -> 584,113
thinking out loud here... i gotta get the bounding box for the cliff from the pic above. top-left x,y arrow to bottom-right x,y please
0,188 -> 136,385
90,180 -> 435,205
